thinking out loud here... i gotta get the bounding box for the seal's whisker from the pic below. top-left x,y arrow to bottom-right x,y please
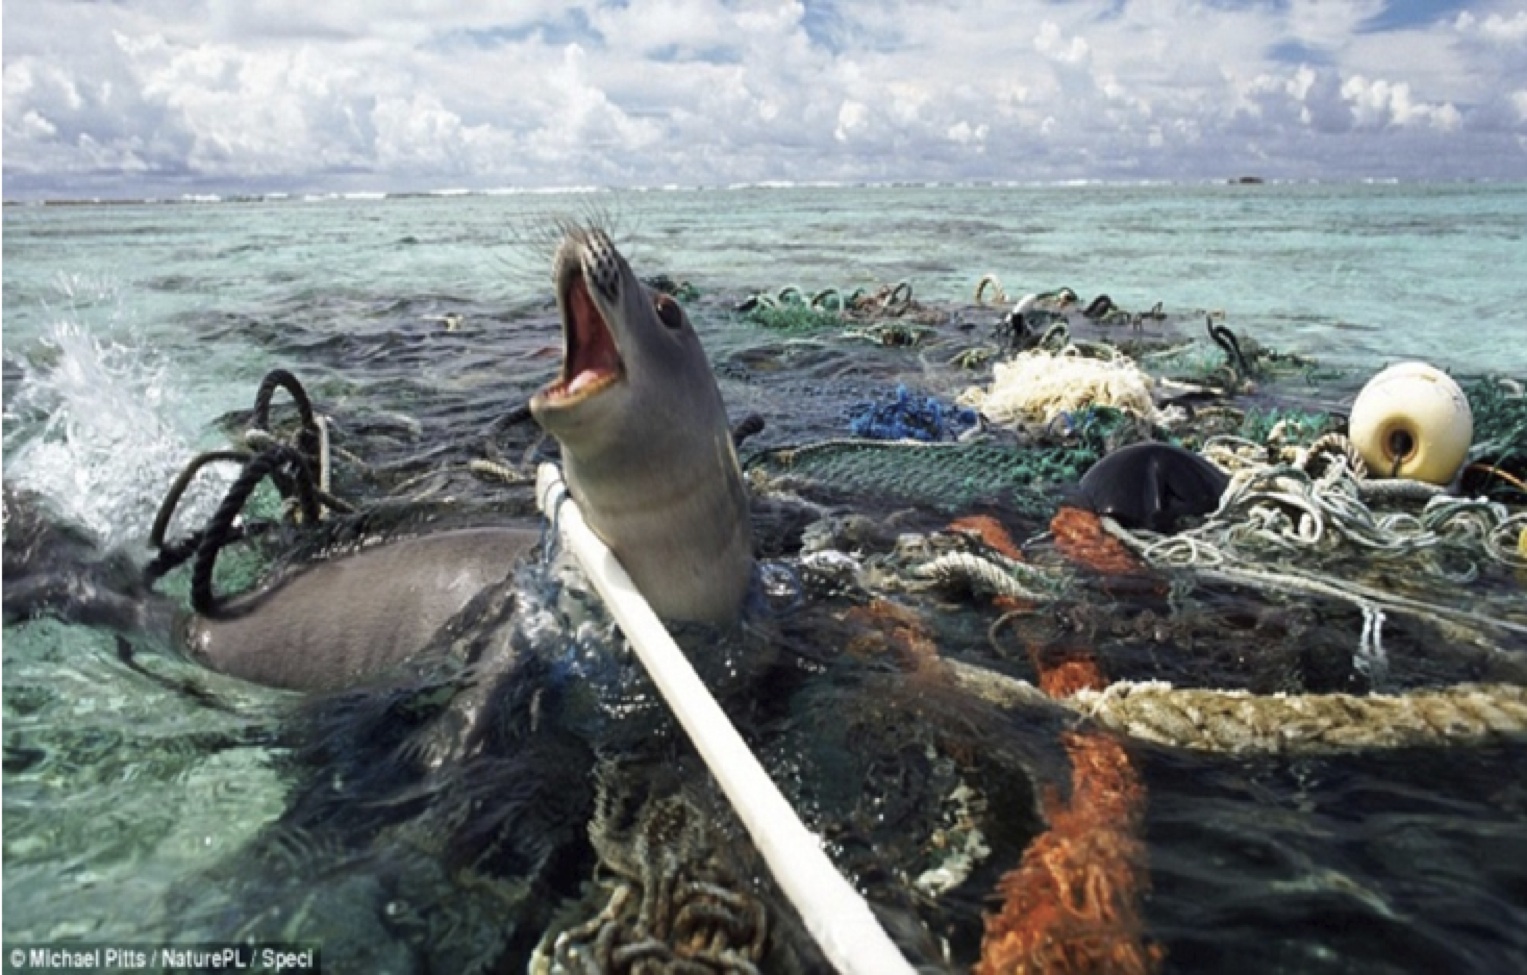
496,198 -> 639,298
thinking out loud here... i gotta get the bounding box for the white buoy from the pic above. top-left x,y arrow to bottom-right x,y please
1349,361 -> 1473,484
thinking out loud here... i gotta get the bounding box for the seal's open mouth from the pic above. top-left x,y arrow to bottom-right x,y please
542,267 -> 624,405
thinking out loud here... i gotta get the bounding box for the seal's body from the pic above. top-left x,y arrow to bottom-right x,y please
1077,442 -> 1228,534
175,226 -> 753,691
184,528 -> 539,692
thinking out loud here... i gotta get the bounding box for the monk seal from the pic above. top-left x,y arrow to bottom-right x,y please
176,225 -> 753,691
529,226 -> 753,623
1075,442 -> 1229,533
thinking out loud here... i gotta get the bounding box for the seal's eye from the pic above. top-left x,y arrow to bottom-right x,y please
654,293 -> 685,331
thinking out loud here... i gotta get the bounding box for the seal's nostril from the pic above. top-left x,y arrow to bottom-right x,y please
585,245 -> 621,303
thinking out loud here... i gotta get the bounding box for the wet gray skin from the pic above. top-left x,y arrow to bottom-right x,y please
530,226 -> 754,623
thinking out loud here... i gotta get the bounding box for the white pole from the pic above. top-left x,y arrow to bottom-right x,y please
536,464 -> 917,975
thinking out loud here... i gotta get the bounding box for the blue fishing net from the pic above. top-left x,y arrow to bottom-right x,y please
846,384 -> 977,441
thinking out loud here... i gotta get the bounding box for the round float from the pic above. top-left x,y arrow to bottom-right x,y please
1349,361 -> 1472,484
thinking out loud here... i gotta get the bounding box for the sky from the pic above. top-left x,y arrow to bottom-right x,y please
4,0 -> 1526,199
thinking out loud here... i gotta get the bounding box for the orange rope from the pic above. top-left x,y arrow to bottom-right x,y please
975,511 -> 1163,975
846,509 -> 1164,973
844,599 -> 943,674
1034,651 -> 1110,700
950,514 -> 1027,561
1467,462 -> 1527,495
976,729 -> 1161,975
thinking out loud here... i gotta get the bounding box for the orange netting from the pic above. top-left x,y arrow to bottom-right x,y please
1035,655 -> 1109,699
844,510 -> 1163,974
1050,506 -> 1146,577
950,514 -> 1027,561
978,613 -> 1162,973
975,729 -> 1162,975
843,598 -> 943,674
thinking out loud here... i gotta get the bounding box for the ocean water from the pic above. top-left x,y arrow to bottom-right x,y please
6,181 -> 1527,373
4,183 -> 1527,973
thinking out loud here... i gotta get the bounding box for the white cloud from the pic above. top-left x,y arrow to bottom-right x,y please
1457,9 -> 1527,44
585,0 -> 739,56
1286,0 -> 1387,50
1034,20 -> 1091,65
4,0 -> 1526,197
947,120 -> 988,146
372,93 -> 470,172
1342,75 -> 1462,131
835,99 -> 870,143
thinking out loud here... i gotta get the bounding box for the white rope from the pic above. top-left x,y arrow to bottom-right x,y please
912,550 -> 1067,602
944,660 -> 1527,754
535,464 -> 917,975
315,413 -> 332,518
1116,456 -> 1527,636
1356,605 -> 1388,685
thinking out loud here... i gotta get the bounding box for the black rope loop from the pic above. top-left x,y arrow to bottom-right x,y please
149,450 -> 252,550
250,368 -> 323,480
191,445 -> 321,615
1207,317 -> 1251,379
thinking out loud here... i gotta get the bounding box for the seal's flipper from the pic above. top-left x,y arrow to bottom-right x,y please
2,486 -> 164,634
1077,442 -> 1229,533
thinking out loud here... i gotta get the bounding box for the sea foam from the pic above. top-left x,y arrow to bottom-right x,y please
9,305 -> 233,553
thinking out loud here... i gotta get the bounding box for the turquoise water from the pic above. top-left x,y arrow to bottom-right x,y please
4,184 -> 1527,973
7,182 -> 1527,370
6,183 -> 1525,561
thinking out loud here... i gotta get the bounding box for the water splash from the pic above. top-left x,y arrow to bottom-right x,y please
7,315 -> 232,552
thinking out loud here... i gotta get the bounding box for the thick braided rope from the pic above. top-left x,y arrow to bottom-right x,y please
1069,680 -> 1527,754
943,661 -> 1527,754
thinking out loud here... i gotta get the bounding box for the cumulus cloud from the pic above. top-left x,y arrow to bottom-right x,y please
1342,75 -> 1462,130
1034,20 -> 1091,65
4,0 -> 1526,197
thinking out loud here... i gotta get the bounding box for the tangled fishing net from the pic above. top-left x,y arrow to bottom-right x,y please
537,771 -> 774,975
126,272 -> 1522,975
958,346 -> 1159,429
1097,435 -> 1527,658
976,731 -> 1161,975
846,385 -> 977,441
1460,376 -> 1527,502
737,280 -> 943,339
747,441 -> 1076,516
1152,449 -> 1527,575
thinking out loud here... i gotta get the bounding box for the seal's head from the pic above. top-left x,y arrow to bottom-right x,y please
530,226 -> 753,622
533,227 -> 701,446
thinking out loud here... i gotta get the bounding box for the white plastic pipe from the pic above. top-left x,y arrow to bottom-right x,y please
536,463 -> 917,975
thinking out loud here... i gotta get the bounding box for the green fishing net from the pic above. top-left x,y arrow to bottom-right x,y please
1467,377 -> 1527,455
743,399 -> 1152,520
747,440 -> 1092,518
